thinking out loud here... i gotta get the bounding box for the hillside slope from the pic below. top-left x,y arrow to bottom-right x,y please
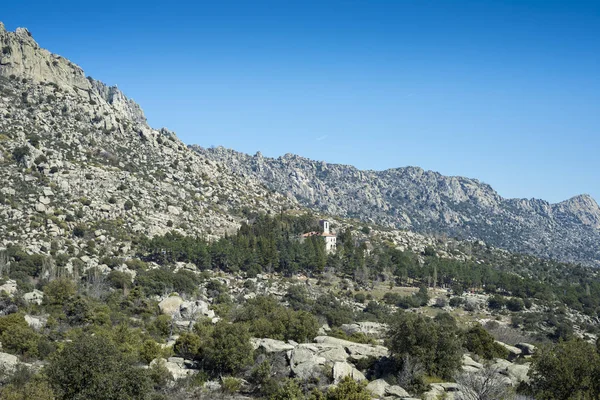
0,24 -> 296,255
193,146 -> 600,266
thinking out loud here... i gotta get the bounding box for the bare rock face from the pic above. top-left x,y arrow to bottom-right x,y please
313,336 -> 389,360
0,26 -> 90,90
195,146 -> 600,266
0,352 -> 19,374
332,361 -> 365,383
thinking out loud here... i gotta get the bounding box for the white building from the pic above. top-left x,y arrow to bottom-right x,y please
300,219 -> 337,253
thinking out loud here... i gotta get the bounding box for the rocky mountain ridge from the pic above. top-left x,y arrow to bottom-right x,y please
193,146 -> 600,266
0,24 -> 453,264
0,24 -> 300,258
1,22 -> 597,268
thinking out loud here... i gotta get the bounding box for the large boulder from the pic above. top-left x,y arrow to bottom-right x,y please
494,340 -> 522,360
24,315 -> 45,330
491,359 -> 531,386
0,352 -> 18,374
332,361 -> 365,384
290,346 -> 326,366
158,296 -> 184,316
289,345 -> 334,381
180,299 -> 215,319
386,385 -> 410,398
23,289 -> 44,305
251,338 -> 295,353
150,357 -> 197,380
0,280 -> 17,296
366,379 -> 389,397
462,354 -> 483,371
314,336 -> 388,360
340,322 -> 388,338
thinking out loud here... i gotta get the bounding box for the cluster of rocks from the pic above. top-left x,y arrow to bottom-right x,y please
158,295 -> 217,325
154,332 -> 534,400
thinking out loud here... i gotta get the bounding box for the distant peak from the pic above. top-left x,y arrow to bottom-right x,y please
561,193 -> 598,207
555,194 -> 600,229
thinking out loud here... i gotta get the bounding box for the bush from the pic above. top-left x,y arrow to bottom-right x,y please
140,340 -> 162,364
325,376 -> 371,400
106,271 -> 132,289
237,296 -> 319,342
312,293 -> 354,327
529,339 -> 600,399
202,322 -> 253,374
147,358 -> 173,390
12,146 -> 30,165
43,278 -> 76,306
487,295 -> 505,310
1,324 -> 40,358
361,301 -> 392,322
45,334 -> 152,400
72,225 -> 86,238
464,324 -> 509,360
221,377 -> 242,394
506,298 -> 524,312
0,376 -> 55,400
449,297 -> 464,307
174,332 -> 201,360
267,378 -> 305,400
124,200 -> 134,210
388,311 -> 462,379
285,285 -> 312,311
0,313 -> 29,335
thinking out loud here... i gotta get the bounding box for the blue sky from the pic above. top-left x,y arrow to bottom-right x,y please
2,0 -> 599,203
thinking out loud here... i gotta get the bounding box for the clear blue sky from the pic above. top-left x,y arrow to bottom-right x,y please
2,1 -> 599,203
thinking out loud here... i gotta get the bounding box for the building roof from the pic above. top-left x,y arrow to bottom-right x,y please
301,231 -> 336,238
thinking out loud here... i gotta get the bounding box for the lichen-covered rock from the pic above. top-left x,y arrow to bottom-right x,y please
158,296 -> 184,316
314,336 -> 389,360
332,361 -> 365,383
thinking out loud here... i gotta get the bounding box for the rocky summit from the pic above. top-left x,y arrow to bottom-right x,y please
0,24 -> 296,254
193,146 -> 600,267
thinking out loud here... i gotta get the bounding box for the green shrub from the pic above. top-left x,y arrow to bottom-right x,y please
45,334 -> 151,400
237,296 -> 319,342
464,324 -> 509,360
174,332 -> 201,360
325,376 -> 371,400
529,339 -> 600,399
388,311 -> 462,379
72,225 -> 86,238
124,200 -> 134,210
506,298 -> 525,312
12,146 -> 30,165
140,340 -> 162,364
43,278 -> 76,306
221,377 -> 242,394
1,324 -> 40,358
449,297 -> 464,307
487,295 -> 505,310
202,322 -> 253,374
268,378 -> 305,400
312,293 -> 354,327
147,358 -> 173,390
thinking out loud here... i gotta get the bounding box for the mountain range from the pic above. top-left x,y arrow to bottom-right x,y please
1,22 -> 599,266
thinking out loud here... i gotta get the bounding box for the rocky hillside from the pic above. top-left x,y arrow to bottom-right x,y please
193,147 -> 600,266
0,23 -> 296,254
